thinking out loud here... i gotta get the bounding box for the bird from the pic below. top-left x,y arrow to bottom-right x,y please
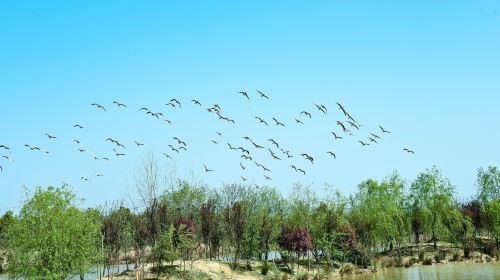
337,102 -> 348,116
300,153 -> 314,164
251,142 -> 264,149
255,117 -> 268,126
77,148 -> 86,153
241,176 -> 248,182
242,136 -> 252,141
0,145 -> 9,150
91,103 -> 106,112
113,149 -> 126,157
371,133 -> 381,139
241,155 -> 253,161
315,104 -> 327,114
134,141 -> 145,146
170,98 -> 181,108
268,139 -> 279,148
165,119 -> 172,125
227,143 -> 237,150
272,118 -> 285,127
168,145 -> 180,153
346,113 -> 357,124
240,162 -> 246,170
331,132 -> 343,140
403,148 -> 415,154
239,91 -> 250,100
173,137 -> 187,147
327,151 -> 336,159
73,124 -> 84,129
81,177 -> 89,181
0,165 -> 2,172
2,155 -> 13,162
264,175 -> 272,181
368,137 -> 378,144
262,165 -> 271,172
336,121 -> 348,132
348,121 -> 360,130
216,132 -> 222,137
162,153 -> 172,159
204,164 -> 213,172
291,165 -> 297,172
95,172 -> 104,177
295,119 -> 304,125
191,99 -> 202,106
113,101 -> 126,107
358,141 -> 369,146
271,153 -> 281,161
257,90 -> 269,99
101,157 -> 110,161
44,132 -> 57,140
300,111 -> 312,118
211,140 -> 218,145
166,102 -> 176,108
297,169 -> 306,175
238,147 -> 250,155
379,125 -> 391,134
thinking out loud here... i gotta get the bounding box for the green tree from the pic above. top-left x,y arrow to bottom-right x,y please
409,166 -> 455,250
5,185 -> 100,280
476,166 -> 500,249
153,224 -> 178,277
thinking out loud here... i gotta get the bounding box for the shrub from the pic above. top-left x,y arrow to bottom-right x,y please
409,257 -> 418,266
339,263 -> 355,275
435,253 -> 442,263
261,263 -> 270,275
423,258 -> 433,265
452,253 -> 461,262
419,252 -> 425,262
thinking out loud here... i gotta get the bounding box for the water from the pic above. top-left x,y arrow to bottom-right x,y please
0,264 -> 129,280
347,263 -> 500,280
1,262 -> 499,279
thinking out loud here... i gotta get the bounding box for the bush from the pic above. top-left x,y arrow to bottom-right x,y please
297,273 -> 310,280
339,263 -> 355,275
435,253 -> 442,263
419,252 -> 425,263
408,257 -> 418,266
452,253 -> 461,262
261,263 -> 270,275
423,258 -> 433,265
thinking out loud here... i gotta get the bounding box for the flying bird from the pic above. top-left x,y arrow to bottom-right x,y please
295,119 -> 304,125
257,90 -> 269,99
91,103 -> 106,112
291,165 -> 297,172
300,153 -> 314,164
240,163 -> 246,170
73,124 -> 84,129
168,145 -> 180,153
44,132 -> 57,140
2,155 -> 13,162
113,101 -> 126,107
81,177 -> 88,181
337,102 -> 347,116
300,111 -> 312,118
241,155 -> 253,161
272,118 -> 285,127
227,143 -> 237,150
315,104 -> 327,114
211,140 -> 219,145
241,176 -> 248,182
191,99 -> 202,106
336,121 -> 348,132
403,148 -> 415,154
371,133 -> 381,139
134,141 -> 145,146
173,137 -> 187,147
331,132 -> 343,140
268,139 -> 279,148
264,175 -> 272,181
255,117 -> 268,126
239,91 -> 250,100
170,98 -> 181,108
297,169 -> 306,175
327,151 -> 336,159
162,153 -> 172,159
204,164 -> 213,173
251,142 -> 264,149
348,121 -> 360,130
368,137 -> 378,144
379,126 -> 391,134
358,141 -> 369,146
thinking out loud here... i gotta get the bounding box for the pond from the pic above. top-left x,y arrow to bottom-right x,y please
347,262 -> 500,280
0,264 -> 129,280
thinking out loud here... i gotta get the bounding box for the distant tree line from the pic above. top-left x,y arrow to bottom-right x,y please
0,163 -> 498,279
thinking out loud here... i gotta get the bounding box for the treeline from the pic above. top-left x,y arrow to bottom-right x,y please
0,164 -> 498,279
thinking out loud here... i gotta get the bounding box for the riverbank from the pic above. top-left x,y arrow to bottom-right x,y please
99,249 -> 499,280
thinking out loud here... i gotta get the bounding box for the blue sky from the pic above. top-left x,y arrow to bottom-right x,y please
0,1 -> 499,212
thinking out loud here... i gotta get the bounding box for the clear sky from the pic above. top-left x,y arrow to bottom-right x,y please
0,1 -> 499,212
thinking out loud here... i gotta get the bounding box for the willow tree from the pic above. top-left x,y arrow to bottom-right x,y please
409,166 -> 455,250
476,166 -> 500,249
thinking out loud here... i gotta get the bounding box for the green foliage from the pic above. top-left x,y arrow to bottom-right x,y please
153,224 -> 178,266
5,185 -> 100,280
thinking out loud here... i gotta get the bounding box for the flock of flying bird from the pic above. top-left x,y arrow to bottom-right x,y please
0,91 -> 415,183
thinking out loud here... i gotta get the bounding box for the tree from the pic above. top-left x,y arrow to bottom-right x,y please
476,166 -> 500,249
409,166 -> 455,250
443,207 -> 475,258
5,185 -> 100,280
153,224 -> 178,277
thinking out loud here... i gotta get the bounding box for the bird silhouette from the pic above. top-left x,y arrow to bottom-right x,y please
0,165 -> 2,172
91,103 -> 106,112
113,101 -> 126,107
170,98 -> 181,108
300,153 -> 314,164
255,117 -> 268,126
327,151 -> 336,159
251,141 -> 264,149
134,141 -> 145,146
291,165 -> 297,172
272,118 -> 285,127
2,155 -> 13,162
204,164 -> 213,172
74,139 -> 81,145
368,137 -> 378,144
77,148 -> 86,153
297,169 -> 306,175
379,125 -> 391,133
211,140 -> 219,145
216,132 -> 222,137
348,121 -> 360,130
268,139 -> 279,148
331,132 -> 343,140
238,147 -> 250,155
81,177 -> 89,181
139,107 -> 149,111
264,175 -> 272,181
191,99 -> 202,106
73,124 -> 84,129
257,90 -> 269,99
162,153 -> 172,159
371,133 -> 381,139
113,148 -> 125,157
337,102 -> 347,116
44,132 -> 57,140
168,145 -> 180,153
300,111 -> 312,118
227,143 -> 237,150
336,121 -> 348,132
240,162 -> 246,170
315,104 -> 327,114
173,137 -> 187,146
239,91 -> 250,100
295,119 -> 304,125
358,141 -> 369,146
403,148 -> 415,154
241,155 -> 253,161
0,145 -> 9,151
241,176 -> 248,182
95,172 -> 104,177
